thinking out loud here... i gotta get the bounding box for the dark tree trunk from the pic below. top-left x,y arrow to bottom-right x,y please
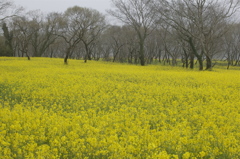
64,54 -> 68,64
198,56 -> 203,70
50,49 -> 54,58
227,61 -> 230,69
64,48 -> 71,64
163,54 -> 166,65
185,56 -> 189,68
150,57 -> 153,64
189,53 -> 194,69
172,58 -> 177,66
139,40 -> 145,66
166,54 -> 170,65
182,56 -> 185,67
87,50 -> 92,60
25,52 -> 30,60
128,48 -> 134,64
128,53 -> 133,63
189,37 -> 203,70
234,54 -> 240,66
158,50 -> 161,63
227,52 -> 231,69
206,55 -> 212,70
83,42 -> 91,63
182,47 -> 189,68
113,50 -> 120,62
134,55 -> 138,64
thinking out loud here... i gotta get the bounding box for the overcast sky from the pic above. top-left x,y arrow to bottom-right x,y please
14,0 -> 112,14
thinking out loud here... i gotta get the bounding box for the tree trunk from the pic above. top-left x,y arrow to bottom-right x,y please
197,55 -> 203,70
64,48 -> 70,64
172,58 -> 177,66
163,54 -> 166,65
189,53 -> 194,69
113,50 -> 120,62
227,61 -> 230,69
188,37 -> 203,70
25,51 -> 30,60
185,56 -> 189,68
206,55 -> 212,70
128,53 -> 133,63
158,50 -> 161,63
139,40 -> 145,66
87,52 -> 92,60
50,49 -> 54,58
167,54 -> 170,65
84,52 -> 88,63
234,54 -> 240,66
26,53 -> 30,60
83,42 -> 91,63
134,55 -> 138,64
182,47 -> 189,68
64,54 -> 68,64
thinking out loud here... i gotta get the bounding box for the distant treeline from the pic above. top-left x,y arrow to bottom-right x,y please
1,0 -> 240,70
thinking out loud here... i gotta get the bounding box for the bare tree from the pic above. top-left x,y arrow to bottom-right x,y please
108,0 -> 157,66
0,0 -> 22,21
154,0 -> 240,70
57,6 -> 106,64
121,25 -> 139,63
0,0 -> 22,57
11,15 -> 35,60
7,11 -> 60,59
223,23 -> 240,69
56,8 -> 82,64
104,25 -> 126,62
75,7 -> 106,63
144,29 -> 163,64
29,11 -> 59,57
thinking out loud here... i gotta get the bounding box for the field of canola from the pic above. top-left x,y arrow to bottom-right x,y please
0,57 -> 240,159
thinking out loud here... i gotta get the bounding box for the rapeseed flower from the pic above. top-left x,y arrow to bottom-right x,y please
0,57 -> 239,158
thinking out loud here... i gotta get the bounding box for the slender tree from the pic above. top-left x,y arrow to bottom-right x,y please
108,0 -> 157,66
75,7 -> 106,63
56,9 -> 82,64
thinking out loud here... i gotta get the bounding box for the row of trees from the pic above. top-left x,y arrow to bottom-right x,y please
1,0 -> 240,69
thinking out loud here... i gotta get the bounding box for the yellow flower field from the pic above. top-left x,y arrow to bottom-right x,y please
0,57 -> 240,159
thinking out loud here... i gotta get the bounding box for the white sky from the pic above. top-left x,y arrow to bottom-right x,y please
14,0 -> 112,14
